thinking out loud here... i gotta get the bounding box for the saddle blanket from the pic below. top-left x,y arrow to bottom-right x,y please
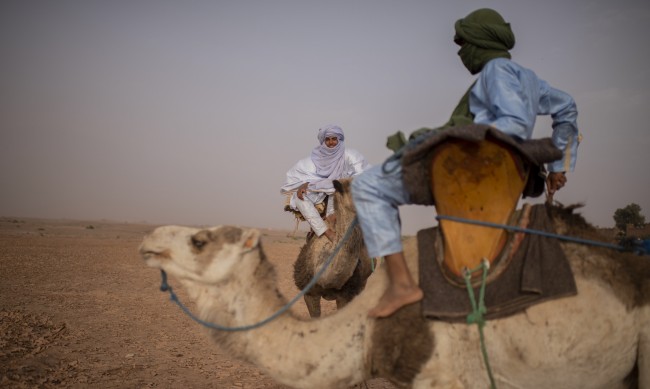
418,204 -> 577,322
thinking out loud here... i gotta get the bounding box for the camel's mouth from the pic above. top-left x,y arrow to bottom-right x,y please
138,246 -> 171,267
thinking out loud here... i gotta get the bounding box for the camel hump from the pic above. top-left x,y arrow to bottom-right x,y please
431,137 -> 528,277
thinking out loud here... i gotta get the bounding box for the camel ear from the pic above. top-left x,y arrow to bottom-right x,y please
333,179 -> 345,193
241,228 -> 261,250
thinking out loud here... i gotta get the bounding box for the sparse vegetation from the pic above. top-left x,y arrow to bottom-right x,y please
613,203 -> 646,232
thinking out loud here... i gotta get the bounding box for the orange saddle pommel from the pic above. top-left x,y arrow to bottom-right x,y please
430,137 -> 529,278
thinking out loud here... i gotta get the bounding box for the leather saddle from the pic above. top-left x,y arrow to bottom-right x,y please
402,125 -> 577,320
430,136 -> 528,280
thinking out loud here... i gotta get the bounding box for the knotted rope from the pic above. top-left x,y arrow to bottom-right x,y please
463,260 -> 497,389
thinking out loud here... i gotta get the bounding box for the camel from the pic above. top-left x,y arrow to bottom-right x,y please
293,179 -> 373,317
139,205 -> 650,389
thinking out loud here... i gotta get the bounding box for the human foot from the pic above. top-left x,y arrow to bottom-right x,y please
324,229 -> 336,243
368,284 -> 423,318
326,214 -> 337,229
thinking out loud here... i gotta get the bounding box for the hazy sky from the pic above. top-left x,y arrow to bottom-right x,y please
1,0 -> 649,234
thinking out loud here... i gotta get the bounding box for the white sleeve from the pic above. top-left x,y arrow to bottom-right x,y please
344,149 -> 370,176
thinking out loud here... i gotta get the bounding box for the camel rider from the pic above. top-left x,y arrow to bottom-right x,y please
351,8 -> 581,318
282,124 -> 369,242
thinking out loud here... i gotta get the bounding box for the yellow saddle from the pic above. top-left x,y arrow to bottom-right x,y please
430,137 -> 529,278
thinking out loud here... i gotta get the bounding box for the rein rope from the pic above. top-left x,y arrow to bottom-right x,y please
159,217 -> 359,332
436,214 -> 643,254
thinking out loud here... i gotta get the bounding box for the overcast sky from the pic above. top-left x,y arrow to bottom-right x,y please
1,0 -> 649,234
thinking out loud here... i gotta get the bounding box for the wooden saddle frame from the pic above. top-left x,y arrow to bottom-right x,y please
430,137 -> 529,278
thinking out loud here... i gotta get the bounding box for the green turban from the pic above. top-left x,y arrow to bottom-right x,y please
454,8 -> 515,74
385,9 -> 517,152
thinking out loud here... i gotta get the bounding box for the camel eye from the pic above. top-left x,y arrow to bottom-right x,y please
191,236 -> 207,250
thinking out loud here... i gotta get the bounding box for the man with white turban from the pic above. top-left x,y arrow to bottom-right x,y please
282,124 -> 369,242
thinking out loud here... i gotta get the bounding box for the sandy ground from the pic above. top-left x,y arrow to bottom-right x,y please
0,217 -> 395,388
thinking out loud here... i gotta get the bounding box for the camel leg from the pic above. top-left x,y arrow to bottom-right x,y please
336,296 -> 351,310
303,295 -> 321,318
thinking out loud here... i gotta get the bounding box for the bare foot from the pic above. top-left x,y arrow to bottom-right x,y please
323,229 -> 335,243
368,284 -> 423,318
326,214 -> 337,229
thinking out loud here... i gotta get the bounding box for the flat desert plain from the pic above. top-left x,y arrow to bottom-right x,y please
0,217 -> 394,388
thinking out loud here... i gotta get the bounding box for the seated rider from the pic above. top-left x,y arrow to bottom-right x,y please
282,124 -> 369,242
351,8 -> 581,318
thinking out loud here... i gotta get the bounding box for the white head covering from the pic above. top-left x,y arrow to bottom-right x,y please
309,124 -> 346,191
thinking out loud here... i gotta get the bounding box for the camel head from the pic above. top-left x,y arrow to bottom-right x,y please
139,225 -> 263,286
332,178 -> 355,217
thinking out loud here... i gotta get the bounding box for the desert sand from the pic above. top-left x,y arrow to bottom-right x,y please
0,217 -> 394,388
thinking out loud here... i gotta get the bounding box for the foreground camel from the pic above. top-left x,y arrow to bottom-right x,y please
139,206 -> 650,388
293,179 -> 373,317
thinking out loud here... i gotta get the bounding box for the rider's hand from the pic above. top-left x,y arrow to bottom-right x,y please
297,183 -> 309,200
546,172 -> 567,195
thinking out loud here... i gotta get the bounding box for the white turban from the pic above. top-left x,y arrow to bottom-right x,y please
309,124 -> 346,191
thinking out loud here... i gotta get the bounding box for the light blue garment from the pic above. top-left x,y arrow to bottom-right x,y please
470,58 -> 579,172
351,159 -> 411,258
352,57 -> 580,257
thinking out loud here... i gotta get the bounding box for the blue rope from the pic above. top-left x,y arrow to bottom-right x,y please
159,217 -> 359,332
436,214 -> 638,253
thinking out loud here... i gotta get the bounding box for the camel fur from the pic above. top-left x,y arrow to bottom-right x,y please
139,205 -> 650,389
293,178 -> 373,317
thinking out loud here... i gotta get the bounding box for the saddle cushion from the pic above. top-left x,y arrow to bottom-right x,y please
401,124 -> 563,205
418,204 -> 577,321
284,194 -> 327,221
